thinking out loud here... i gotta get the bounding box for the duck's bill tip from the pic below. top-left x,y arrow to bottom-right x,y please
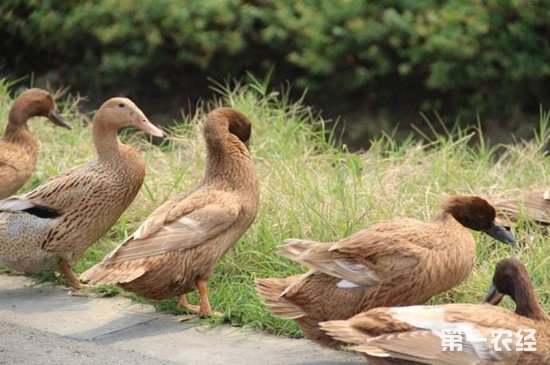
484,284 -> 505,305
485,224 -> 515,245
48,110 -> 71,129
138,120 -> 164,138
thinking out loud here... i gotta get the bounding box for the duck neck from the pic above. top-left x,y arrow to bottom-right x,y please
93,116 -> 120,161
514,282 -> 549,321
433,211 -> 460,226
4,107 -> 37,149
204,139 -> 254,190
5,102 -> 28,137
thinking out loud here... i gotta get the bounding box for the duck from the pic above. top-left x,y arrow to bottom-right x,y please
256,196 -> 515,347
81,107 -> 260,316
0,88 -> 71,199
0,97 -> 163,289
495,188 -> 550,225
320,258 -> 550,364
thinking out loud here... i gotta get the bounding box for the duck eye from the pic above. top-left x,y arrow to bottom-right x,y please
118,103 -> 125,108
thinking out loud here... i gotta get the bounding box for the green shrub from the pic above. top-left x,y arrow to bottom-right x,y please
2,0 -> 550,117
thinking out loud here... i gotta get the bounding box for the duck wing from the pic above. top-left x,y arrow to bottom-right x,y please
280,219 -> 443,287
20,163 -> 99,212
102,189 -> 242,264
321,304 -> 526,365
0,162 -> 123,253
0,165 -> 88,217
0,197 -> 61,218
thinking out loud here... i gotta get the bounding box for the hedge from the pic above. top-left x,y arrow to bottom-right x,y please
2,0 -> 550,117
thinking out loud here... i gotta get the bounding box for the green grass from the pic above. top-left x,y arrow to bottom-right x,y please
0,77 -> 549,338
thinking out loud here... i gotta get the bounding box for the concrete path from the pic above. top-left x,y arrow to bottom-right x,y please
0,321 -> 174,365
0,275 -> 363,365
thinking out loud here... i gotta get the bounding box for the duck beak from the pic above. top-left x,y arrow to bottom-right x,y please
135,115 -> 164,138
484,284 -> 505,305
484,223 -> 515,245
48,109 -> 71,129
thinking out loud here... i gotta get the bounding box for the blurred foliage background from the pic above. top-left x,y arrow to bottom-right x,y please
2,0 -> 550,147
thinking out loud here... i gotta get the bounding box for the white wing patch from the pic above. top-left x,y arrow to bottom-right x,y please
337,279 -> 361,289
177,216 -> 201,228
0,197 -> 34,212
389,306 -> 513,362
335,259 -> 380,282
132,223 -> 147,240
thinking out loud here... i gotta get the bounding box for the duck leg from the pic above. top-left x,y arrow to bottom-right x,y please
178,294 -> 201,313
58,259 -> 81,290
177,279 -> 215,317
196,279 -> 213,317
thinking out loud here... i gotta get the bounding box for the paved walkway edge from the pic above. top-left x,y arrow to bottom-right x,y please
0,275 -> 362,365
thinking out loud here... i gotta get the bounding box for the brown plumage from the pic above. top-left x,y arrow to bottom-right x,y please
81,107 -> 260,316
320,258 -> 550,364
0,97 -> 163,289
256,196 -> 515,347
495,189 -> 550,225
0,88 -> 70,199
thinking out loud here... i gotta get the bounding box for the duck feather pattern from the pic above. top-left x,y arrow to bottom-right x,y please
81,107 -> 260,301
257,196 -> 510,347
320,258 -> 550,364
0,97 -> 158,278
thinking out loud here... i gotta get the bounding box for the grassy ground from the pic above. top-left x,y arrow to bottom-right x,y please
0,78 -> 549,338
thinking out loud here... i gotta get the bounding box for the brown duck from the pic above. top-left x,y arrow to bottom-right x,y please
81,107 -> 260,316
495,189 -> 550,225
0,88 -> 71,199
256,196 -> 515,347
0,97 -> 163,288
320,258 -> 550,364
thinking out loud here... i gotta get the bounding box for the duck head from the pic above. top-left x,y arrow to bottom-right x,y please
443,196 -> 515,245
485,258 -> 528,306
228,111 -> 251,149
95,97 -> 163,137
485,258 -> 547,320
204,107 -> 252,150
8,88 -> 70,129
